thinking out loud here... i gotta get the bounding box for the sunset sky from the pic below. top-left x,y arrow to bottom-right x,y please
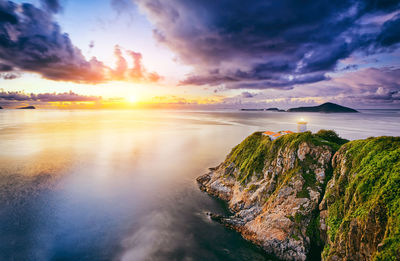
0,0 -> 399,109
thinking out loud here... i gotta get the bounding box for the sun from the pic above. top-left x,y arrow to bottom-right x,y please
126,95 -> 138,103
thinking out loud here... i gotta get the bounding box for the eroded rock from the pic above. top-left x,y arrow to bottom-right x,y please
197,132 -> 337,261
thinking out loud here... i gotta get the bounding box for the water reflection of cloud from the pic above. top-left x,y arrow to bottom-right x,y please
119,210 -> 185,261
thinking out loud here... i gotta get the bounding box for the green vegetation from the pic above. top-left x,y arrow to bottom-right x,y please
306,211 -> 321,243
294,212 -> 305,223
296,155 -> 318,198
224,130 -> 347,184
315,129 -> 349,151
323,136 -> 400,260
219,132 -> 400,260
291,233 -> 300,241
225,132 -> 271,182
245,183 -> 259,192
218,131 -> 400,260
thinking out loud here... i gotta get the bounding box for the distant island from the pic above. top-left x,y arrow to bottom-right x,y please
266,107 -> 285,112
288,102 -> 358,113
17,106 -> 36,109
240,103 -> 358,113
240,108 -> 285,112
240,108 -> 264,111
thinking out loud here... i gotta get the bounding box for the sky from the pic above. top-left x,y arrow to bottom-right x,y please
0,0 -> 399,109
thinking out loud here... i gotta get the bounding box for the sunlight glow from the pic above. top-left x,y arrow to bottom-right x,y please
298,117 -> 307,123
126,95 -> 138,103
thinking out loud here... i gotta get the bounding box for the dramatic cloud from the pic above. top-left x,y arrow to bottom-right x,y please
112,45 -> 161,82
217,67 -> 400,109
113,45 -> 128,80
376,14 -> 400,48
0,63 -> 11,71
135,0 -> 400,89
0,90 -> 101,102
329,67 -> 400,105
0,0 -> 108,83
0,0 -> 160,83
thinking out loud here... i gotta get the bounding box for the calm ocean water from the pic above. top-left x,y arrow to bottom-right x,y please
0,109 -> 399,261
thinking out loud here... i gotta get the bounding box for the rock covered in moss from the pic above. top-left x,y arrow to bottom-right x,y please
319,137 -> 400,261
197,131 -> 345,261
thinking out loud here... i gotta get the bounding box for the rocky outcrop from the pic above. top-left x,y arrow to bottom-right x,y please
197,131 -> 347,260
319,137 -> 400,261
287,102 -> 358,113
198,132 -> 400,260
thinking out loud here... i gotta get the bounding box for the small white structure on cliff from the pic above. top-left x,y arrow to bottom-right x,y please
297,119 -> 307,132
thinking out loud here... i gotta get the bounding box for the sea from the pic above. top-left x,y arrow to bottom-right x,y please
0,109 -> 399,260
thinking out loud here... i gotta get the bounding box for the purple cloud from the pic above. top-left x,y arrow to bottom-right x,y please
0,1 -> 160,83
0,63 -> 12,71
40,0 -> 62,14
241,92 -> 255,98
0,90 -> 101,102
135,0 -> 400,89
0,1 -> 108,83
112,45 -> 161,82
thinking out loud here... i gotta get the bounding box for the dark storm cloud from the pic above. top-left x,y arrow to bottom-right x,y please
0,0 -> 107,83
136,0 -> 400,89
0,90 -> 101,101
0,1 -> 160,83
341,64 -> 359,71
40,0 -> 62,14
0,63 -> 12,71
376,14 -> 400,47
0,2 -> 17,23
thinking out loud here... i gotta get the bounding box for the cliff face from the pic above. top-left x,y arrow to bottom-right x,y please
319,137 -> 400,261
197,131 -> 347,261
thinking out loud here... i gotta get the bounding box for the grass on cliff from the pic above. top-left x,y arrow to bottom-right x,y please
225,132 -> 271,182
224,130 -> 347,184
323,136 -> 400,260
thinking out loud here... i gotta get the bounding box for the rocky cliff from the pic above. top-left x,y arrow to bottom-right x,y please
197,130 -> 347,260
197,132 -> 399,260
319,137 -> 400,261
